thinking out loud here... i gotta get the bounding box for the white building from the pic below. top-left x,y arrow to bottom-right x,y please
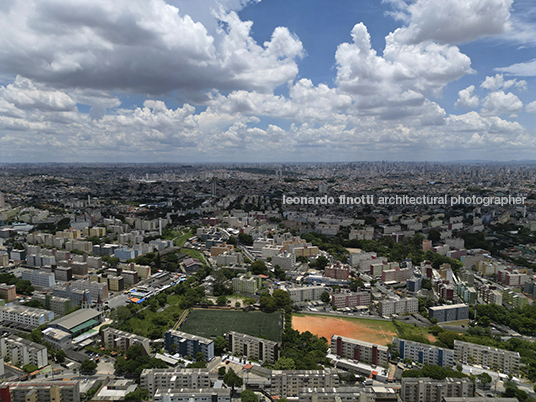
286,286 -> 326,302
0,305 -> 54,328
393,337 -> 454,368
0,334 -> 48,368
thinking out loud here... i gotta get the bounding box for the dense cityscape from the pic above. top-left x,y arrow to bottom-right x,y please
0,162 -> 535,402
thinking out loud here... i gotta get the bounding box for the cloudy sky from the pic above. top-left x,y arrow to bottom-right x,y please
0,0 -> 535,163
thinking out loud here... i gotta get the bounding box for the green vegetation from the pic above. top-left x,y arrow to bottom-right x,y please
174,230 -> 193,247
223,368 -> 243,397
393,320 -> 434,344
180,309 -> 282,342
0,273 -> 34,296
240,389 -> 258,402
114,344 -> 167,379
401,364 -> 469,380
277,326 -> 329,370
476,304 -> 536,336
22,364 -> 38,373
80,359 -> 98,373
125,388 -> 150,401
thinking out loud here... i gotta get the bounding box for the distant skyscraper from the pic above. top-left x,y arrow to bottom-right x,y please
319,183 -> 328,194
0,192 -> 4,208
211,181 -> 216,197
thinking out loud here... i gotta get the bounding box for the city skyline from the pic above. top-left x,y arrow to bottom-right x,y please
0,0 -> 535,163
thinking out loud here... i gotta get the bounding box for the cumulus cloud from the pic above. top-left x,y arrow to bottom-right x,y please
495,59 -> 536,77
481,91 -> 523,115
525,101 -> 536,114
0,0 -> 302,99
455,86 -> 480,109
335,22 -> 472,116
481,73 -> 527,91
388,0 -> 513,45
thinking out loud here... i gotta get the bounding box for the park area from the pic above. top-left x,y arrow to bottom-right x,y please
292,314 -> 434,345
180,309 -> 283,342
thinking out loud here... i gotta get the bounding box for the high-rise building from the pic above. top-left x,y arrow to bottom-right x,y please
164,330 -> 214,361
392,337 -> 454,368
227,331 -> 280,364
331,335 -> 389,367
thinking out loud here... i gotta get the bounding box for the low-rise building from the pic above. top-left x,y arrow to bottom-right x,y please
140,368 -> 211,396
401,377 -> 474,402
453,340 -> 520,373
154,388 -> 231,402
393,337 -> 454,368
2,381 -> 80,402
286,286 -> 325,302
428,304 -> 469,323
101,327 -> 151,355
32,293 -> 72,317
331,335 -> 389,367
271,369 -> 339,399
164,330 -> 214,361
231,275 -> 262,294
42,327 -> 72,351
0,283 -> 16,301
0,305 -> 54,328
0,334 -> 48,368
227,331 -> 280,364
378,298 -> 419,317
331,291 -> 371,309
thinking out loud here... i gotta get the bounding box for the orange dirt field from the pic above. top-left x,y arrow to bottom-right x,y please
292,315 -> 397,345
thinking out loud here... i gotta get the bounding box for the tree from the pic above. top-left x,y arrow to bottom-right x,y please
218,366 -> 227,376
125,388 -> 149,401
238,233 -> 253,246
272,289 -> 292,309
217,295 -> 228,306
259,293 -> 277,313
196,351 -> 205,362
224,368 -> 243,396
214,336 -> 227,354
427,229 -> 441,242
251,261 -> 268,275
273,357 -> 296,370
240,389 -> 258,402
317,256 -> 329,269
16,280 -> 34,296
80,359 -> 98,373
478,372 -> 492,388
22,364 -> 38,373
320,291 -> 331,304
55,350 -> 67,364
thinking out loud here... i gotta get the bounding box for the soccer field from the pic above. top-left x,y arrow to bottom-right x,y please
180,309 -> 282,341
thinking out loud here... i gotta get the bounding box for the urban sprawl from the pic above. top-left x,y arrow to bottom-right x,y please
0,162 -> 535,402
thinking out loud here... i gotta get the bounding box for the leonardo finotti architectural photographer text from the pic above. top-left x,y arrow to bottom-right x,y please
282,194 -> 526,206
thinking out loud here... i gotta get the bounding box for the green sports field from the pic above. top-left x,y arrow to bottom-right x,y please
180,309 -> 282,341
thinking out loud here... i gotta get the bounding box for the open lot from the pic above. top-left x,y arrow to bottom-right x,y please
292,314 -> 398,345
180,309 -> 282,342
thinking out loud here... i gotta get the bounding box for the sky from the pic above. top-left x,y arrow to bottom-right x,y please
0,0 -> 535,163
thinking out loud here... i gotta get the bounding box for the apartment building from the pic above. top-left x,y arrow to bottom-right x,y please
271,369 -> 339,399
101,327 -> 151,355
2,381 -> 80,402
42,327 -> 72,351
52,283 -> 91,307
331,291 -> 371,309
393,337 -> 454,368
232,275 -> 262,294
378,298 -> 419,317
407,276 -> 422,293
0,283 -> 16,301
140,368 -> 211,396
164,330 -> 214,361
453,340 -> 520,373
32,293 -> 72,317
70,279 -> 108,301
402,377 -> 473,402
154,389 -> 231,402
324,263 -> 350,280
20,268 -> 55,288
0,305 -> 54,328
0,335 -> 48,368
331,335 -> 389,367
286,286 -> 326,302
428,304 -> 469,323
227,331 -> 280,364
457,283 -> 477,305
272,253 -> 296,270
382,268 -> 413,284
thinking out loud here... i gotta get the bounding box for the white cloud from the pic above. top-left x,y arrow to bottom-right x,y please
0,76 -> 76,112
0,0 -> 302,99
495,59 -> 536,77
481,90 -> 523,115
455,86 -> 480,109
525,101 -> 536,113
481,73 -> 527,91
389,0 -> 513,45
335,22 -> 472,117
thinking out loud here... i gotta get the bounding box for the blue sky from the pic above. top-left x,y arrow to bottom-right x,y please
0,0 -> 535,163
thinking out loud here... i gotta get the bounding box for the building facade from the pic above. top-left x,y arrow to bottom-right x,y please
164,330 -> 214,362
392,337 -> 454,368
331,335 -> 389,367
401,377 -> 474,402
140,368 -> 211,397
227,331 -> 280,364
101,327 -> 151,355
453,340 -> 520,373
